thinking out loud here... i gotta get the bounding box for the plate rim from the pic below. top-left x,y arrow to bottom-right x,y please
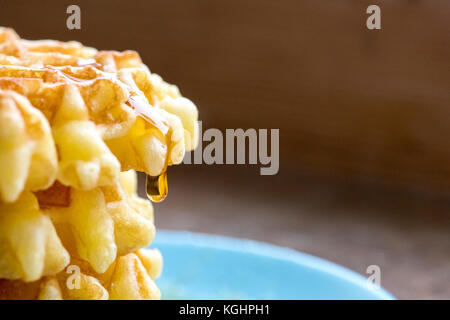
153,229 -> 396,300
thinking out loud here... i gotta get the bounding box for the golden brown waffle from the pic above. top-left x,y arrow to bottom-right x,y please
0,90 -> 58,202
0,27 -> 198,201
0,171 -> 154,281
0,248 -> 162,300
0,191 -> 69,282
0,28 -> 199,299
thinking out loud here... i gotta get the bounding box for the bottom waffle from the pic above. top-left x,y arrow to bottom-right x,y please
0,248 -> 162,300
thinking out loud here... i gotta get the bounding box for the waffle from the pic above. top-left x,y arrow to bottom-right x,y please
0,171 -> 154,281
0,248 -> 162,300
0,28 -> 199,299
0,191 -> 69,282
0,27 -> 198,201
0,90 -> 58,202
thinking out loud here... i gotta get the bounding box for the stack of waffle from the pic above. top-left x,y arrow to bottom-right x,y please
0,27 -> 198,299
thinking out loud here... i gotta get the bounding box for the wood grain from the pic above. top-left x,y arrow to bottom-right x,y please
1,0 -> 449,194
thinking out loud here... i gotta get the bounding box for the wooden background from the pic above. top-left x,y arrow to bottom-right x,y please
1,0 -> 449,195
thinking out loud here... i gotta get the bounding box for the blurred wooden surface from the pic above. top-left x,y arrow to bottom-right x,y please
147,166 -> 450,300
0,0 -> 449,195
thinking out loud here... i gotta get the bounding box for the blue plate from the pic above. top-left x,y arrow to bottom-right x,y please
151,230 -> 394,300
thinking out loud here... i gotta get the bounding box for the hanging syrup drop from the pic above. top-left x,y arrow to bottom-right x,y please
146,171 -> 168,203
127,93 -> 170,203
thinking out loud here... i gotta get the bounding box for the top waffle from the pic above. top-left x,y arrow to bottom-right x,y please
0,27 -> 198,202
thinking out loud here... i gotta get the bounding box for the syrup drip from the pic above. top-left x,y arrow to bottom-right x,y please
146,170 -> 168,202
126,94 -> 171,203
77,58 -> 102,68
146,138 -> 170,202
127,95 -> 169,135
46,65 -> 117,85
